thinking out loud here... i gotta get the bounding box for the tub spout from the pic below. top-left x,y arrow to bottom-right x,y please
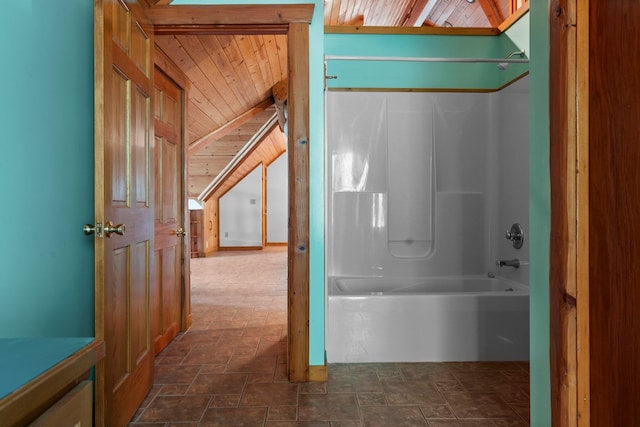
496,259 -> 520,268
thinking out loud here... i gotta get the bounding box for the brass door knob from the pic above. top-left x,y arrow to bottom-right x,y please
104,221 -> 125,238
83,223 -> 101,236
175,227 -> 186,237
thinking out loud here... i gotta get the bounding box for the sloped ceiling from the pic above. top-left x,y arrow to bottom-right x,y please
324,0 -> 519,27
154,33 -> 288,198
149,0 -> 528,199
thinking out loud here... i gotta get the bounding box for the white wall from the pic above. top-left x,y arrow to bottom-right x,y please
219,166 -> 263,247
326,77 -> 530,283
267,152 -> 288,243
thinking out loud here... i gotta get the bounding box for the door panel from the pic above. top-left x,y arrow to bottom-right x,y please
589,0 -> 640,424
153,67 -> 184,354
95,0 -> 154,425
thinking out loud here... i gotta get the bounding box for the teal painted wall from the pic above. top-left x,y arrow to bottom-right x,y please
498,13 -> 530,86
0,0 -> 94,337
171,0 -> 326,366
324,32 -> 502,89
529,1 -> 551,425
1,5 -> 550,421
324,18 -> 530,90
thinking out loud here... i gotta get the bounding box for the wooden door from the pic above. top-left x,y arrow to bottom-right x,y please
551,0 -> 640,424
94,0 -> 154,425
153,67 -> 184,354
588,0 -> 640,424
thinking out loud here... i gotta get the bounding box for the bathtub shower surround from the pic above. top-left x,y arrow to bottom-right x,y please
326,77 -> 530,363
328,276 -> 529,362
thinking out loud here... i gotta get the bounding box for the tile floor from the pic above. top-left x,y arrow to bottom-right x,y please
129,247 -> 530,426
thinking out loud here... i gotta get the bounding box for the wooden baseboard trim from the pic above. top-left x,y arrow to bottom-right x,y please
309,364 -> 328,382
266,242 -> 287,247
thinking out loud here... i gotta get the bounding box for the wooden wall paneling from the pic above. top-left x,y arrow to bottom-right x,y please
189,209 -> 204,258
287,21 -> 310,383
203,198 -> 218,255
589,0 -> 640,424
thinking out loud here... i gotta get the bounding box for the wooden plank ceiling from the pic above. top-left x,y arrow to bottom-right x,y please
149,0 -> 526,199
154,32 -> 288,198
324,0 -> 519,27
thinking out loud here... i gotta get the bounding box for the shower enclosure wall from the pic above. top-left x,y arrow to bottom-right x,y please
326,76 -> 530,362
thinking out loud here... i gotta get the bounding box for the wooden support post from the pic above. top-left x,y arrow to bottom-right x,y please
287,21 -> 310,383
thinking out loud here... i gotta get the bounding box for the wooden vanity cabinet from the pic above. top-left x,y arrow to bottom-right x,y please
0,338 -> 105,426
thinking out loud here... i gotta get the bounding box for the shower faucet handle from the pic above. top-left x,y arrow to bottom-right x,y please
505,223 -> 524,249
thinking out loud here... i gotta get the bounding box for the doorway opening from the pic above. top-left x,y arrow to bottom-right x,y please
147,3 -> 314,382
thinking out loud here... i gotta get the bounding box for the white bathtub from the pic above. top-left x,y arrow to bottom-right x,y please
326,275 -> 529,363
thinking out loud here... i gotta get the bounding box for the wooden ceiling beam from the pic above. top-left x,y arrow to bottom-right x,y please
146,4 -> 315,27
401,0 -> 433,27
188,98 -> 274,157
325,25 -> 499,35
154,24 -> 289,36
477,0 -> 503,27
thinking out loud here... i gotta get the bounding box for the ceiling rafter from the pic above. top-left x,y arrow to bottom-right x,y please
188,98 -> 274,157
400,0 -> 431,26
477,0 -> 504,27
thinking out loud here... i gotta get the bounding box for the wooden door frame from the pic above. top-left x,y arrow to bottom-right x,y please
549,0 -> 589,425
145,4 -> 315,382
